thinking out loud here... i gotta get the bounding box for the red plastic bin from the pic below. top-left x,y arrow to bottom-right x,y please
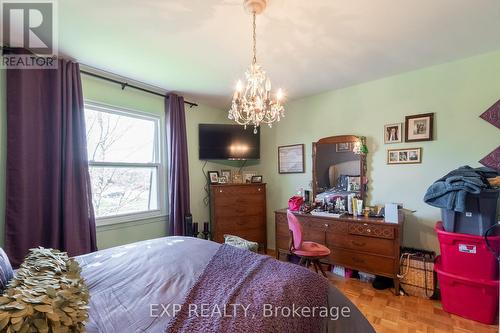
435,256 -> 499,324
435,221 -> 499,280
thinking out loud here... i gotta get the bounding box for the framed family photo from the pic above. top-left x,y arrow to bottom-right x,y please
242,171 -> 257,183
384,123 -> 403,144
220,169 -> 232,183
405,113 -> 434,142
387,148 -> 422,164
208,171 -> 219,184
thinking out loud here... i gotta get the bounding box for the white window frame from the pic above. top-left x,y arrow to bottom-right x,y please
84,101 -> 167,226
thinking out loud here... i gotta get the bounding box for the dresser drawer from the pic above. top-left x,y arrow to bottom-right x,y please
214,193 -> 265,208
276,236 -> 289,252
215,200 -> 265,217
348,223 -> 394,239
328,248 -> 394,276
216,215 -> 265,231
213,185 -> 265,196
326,233 -> 395,257
214,227 -> 266,244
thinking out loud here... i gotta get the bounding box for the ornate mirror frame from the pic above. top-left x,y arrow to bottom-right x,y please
312,135 -> 367,201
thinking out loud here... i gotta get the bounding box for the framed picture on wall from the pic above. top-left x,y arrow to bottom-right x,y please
336,142 -> 352,152
278,144 -> 305,174
384,123 -> 403,144
405,113 -> 434,142
387,148 -> 422,164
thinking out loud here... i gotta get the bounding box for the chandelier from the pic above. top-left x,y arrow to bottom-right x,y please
228,0 -> 285,134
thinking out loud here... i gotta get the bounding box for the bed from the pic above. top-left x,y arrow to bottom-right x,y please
75,236 -> 375,333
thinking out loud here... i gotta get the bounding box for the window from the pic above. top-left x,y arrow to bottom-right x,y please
84,102 -> 165,224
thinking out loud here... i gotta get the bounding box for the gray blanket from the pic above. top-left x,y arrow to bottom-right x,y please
76,237 -> 375,333
424,166 -> 497,212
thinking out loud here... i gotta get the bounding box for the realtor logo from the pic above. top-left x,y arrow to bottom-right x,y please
1,0 -> 57,68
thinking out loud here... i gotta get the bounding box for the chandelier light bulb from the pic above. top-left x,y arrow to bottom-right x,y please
277,88 -> 284,101
236,80 -> 243,92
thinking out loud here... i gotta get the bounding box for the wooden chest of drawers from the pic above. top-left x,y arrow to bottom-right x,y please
210,184 -> 267,250
275,209 -> 404,293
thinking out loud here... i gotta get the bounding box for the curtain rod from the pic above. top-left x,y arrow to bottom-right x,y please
0,46 -> 198,108
80,70 -> 198,108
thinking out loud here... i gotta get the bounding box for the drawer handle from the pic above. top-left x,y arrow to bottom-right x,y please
219,190 -> 223,193
258,188 -> 262,191
366,229 -> 371,233
351,241 -> 366,247
324,224 -> 328,228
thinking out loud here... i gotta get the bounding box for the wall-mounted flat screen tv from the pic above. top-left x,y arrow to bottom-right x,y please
199,124 -> 260,160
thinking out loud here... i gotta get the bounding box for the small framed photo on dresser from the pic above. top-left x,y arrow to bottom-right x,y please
251,175 -> 263,183
242,171 -> 257,183
208,171 -> 219,184
220,169 -> 232,183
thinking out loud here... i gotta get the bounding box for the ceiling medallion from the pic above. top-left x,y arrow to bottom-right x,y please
228,0 -> 285,134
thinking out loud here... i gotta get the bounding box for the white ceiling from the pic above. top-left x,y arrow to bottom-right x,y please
57,0 -> 500,109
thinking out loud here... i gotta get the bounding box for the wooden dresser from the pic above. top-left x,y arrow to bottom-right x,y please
275,209 -> 404,293
210,184 -> 267,250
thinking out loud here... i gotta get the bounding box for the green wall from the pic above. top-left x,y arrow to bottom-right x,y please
260,50 -> 500,252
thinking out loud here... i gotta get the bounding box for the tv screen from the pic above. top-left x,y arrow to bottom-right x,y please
199,124 -> 260,160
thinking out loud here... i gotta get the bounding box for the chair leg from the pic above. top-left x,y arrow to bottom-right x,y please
316,260 -> 327,277
313,260 -> 319,273
298,257 -> 305,266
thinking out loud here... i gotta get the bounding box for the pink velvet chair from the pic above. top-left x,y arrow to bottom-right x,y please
287,210 -> 331,276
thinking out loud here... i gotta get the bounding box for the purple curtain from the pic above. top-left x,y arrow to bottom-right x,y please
5,59 -> 97,267
166,93 -> 190,236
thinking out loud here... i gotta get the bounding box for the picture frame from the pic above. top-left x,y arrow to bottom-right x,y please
242,171 -> 257,183
251,175 -> 263,183
207,171 -> 219,184
347,176 -> 361,192
218,176 -> 228,184
220,169 -> 232,183
405,113 -> 434,142
232,172 -> 243,184
387,148 -> 422,164
336,142 -> 352,152
384,123 -> 403,144
278,144 -> 305,174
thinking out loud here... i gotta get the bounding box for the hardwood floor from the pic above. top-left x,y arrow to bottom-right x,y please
266,250 -> 498,333
327,273 -> 498,333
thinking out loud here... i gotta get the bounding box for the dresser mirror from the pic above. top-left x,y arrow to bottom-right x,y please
312,135 -> 367,203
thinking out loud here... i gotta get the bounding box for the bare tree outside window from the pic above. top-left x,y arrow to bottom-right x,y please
84,106 -> 161,220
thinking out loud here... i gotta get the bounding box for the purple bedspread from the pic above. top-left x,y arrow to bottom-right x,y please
76,237 -> 375,333
166,244 -> 328,332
